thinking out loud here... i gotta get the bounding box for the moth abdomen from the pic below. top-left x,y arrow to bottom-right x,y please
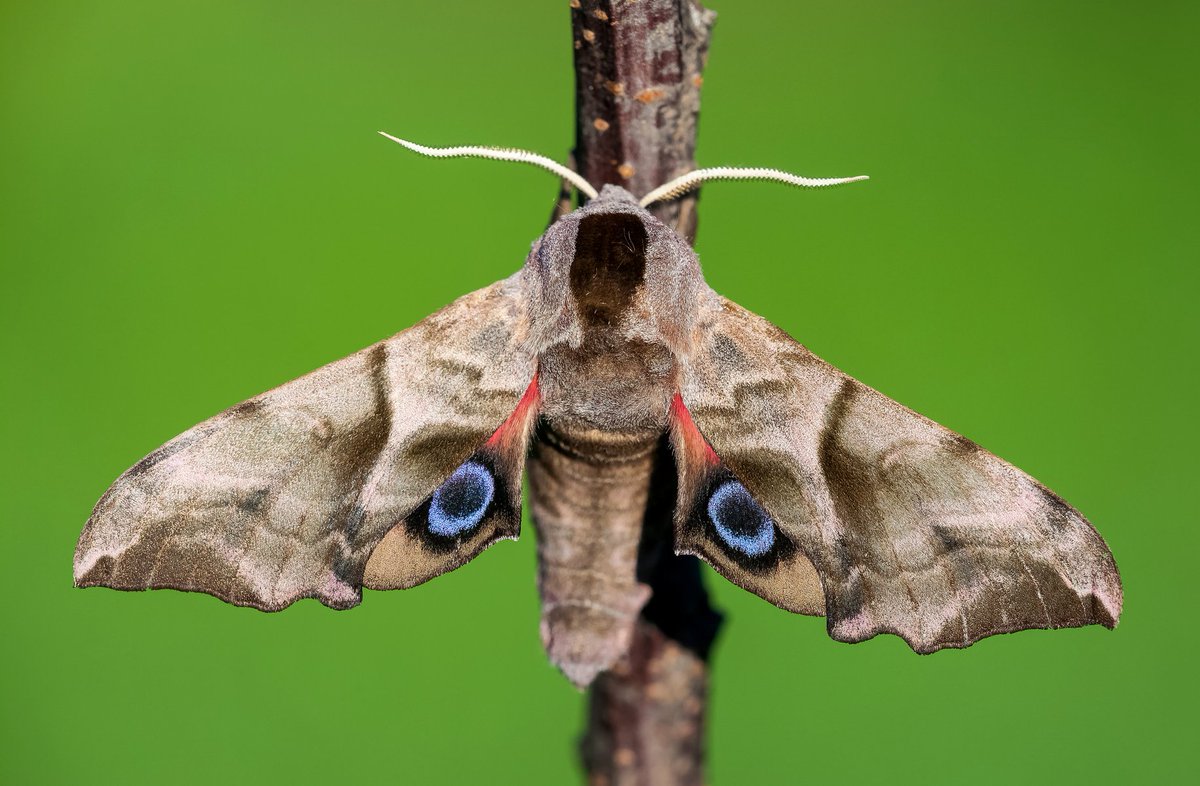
527,421 -> 658,688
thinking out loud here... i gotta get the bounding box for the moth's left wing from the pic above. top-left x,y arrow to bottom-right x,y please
673,292 -> 1122,653
74,274 -> 538,611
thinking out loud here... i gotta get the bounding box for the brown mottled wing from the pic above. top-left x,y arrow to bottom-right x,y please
74,274 -> 537,611
677,292 -> 1122,653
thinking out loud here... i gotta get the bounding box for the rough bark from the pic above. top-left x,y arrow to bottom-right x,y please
569,0 -> 715,242
565,2 -> 721,784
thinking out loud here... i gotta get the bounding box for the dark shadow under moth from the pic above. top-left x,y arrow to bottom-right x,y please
74,137 -> 1122,688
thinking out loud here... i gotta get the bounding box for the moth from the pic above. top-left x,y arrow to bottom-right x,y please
74,134 -> 1122,687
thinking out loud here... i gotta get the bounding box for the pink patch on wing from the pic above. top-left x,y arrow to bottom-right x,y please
318,573 -> 360,607
486,375 -> 540,450
670,393 -> 719,466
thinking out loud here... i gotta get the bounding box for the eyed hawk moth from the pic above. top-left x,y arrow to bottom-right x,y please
73,135 -> 1123,688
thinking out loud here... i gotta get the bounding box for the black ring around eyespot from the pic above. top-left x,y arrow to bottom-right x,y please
707,479 -> 776,557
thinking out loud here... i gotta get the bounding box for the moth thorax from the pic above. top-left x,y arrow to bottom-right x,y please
569,212 -> 648,328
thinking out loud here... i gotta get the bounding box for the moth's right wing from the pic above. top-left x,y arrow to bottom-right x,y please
74,273 -> 539,611
673,292 -> 1122,653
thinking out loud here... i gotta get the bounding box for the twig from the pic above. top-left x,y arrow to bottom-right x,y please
565,2 -> 720,783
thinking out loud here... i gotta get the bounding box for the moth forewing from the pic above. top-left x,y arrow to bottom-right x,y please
74,278 -> 538,610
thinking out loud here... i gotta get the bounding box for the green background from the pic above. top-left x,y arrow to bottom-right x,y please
3,1 -> 1196,783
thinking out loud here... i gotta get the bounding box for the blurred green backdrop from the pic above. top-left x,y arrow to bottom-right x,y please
3,1 -> 1197,783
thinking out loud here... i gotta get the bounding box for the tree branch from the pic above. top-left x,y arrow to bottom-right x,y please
566,2 -> 720,783
569,0 -> 715,241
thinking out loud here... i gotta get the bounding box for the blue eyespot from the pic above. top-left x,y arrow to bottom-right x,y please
707,480 -> 775,557
428,461 -> 495,537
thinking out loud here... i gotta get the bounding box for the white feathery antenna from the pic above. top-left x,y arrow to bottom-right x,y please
639,167 -> 869,207
378,132 -> 599,200
379,133 -> 868,208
